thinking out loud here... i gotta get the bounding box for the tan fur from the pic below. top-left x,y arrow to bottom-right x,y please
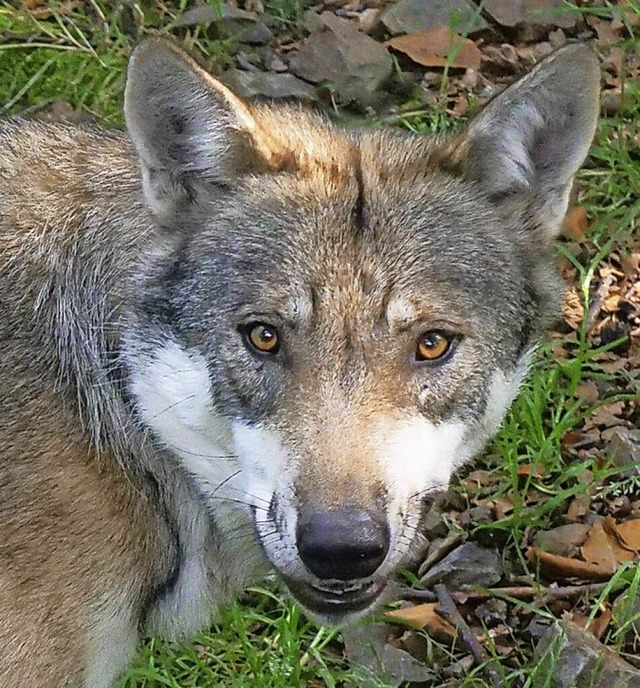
0,38 -> 600,686
0,124 -> 174,687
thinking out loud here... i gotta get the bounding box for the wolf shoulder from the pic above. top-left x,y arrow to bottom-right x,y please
0,118 -> 143,225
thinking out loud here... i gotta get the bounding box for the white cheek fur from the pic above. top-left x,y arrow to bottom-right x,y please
126,335 -> 532,580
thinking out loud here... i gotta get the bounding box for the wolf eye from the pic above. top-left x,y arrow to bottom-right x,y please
416,331 -> 454,363
242,322 -> 280,355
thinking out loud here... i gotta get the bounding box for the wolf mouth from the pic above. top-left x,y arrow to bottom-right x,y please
283,577 -> 386,616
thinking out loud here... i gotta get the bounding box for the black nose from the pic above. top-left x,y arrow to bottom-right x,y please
296,509 -> 390,580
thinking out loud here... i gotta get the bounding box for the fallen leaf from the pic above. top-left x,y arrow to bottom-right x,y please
527,547 -> 615,581
491,495 -> 515,519
561,206 -> 589,240
460,469 -> 500,491
605,517 -> 640,553
586,15 -> 622,45
386,26 -> 482,70
562,285 -> 585,330
603,293 -> 622,312
585,603 -> 613,641
581,519 -> 633,572
566,494 -> 591,522
517,464 -> 547,479
386,603 -> 457,641
574,381 -> 599,405
582,401 -> 626,431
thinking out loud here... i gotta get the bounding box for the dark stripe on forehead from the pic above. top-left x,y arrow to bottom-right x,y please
351,145 -> 366,235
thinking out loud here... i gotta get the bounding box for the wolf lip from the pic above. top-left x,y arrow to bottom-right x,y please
284,577 -> 386,615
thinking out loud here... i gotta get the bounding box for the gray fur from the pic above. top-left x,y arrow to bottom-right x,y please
0,38 -> 600,687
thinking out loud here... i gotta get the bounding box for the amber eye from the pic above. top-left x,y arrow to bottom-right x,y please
243,322 -> 280,355
416,331 -> 453,362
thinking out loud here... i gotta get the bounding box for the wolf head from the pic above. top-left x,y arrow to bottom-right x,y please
123,39 -> 599,622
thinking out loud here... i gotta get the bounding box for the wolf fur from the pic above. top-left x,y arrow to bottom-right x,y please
0,38 -> 599,687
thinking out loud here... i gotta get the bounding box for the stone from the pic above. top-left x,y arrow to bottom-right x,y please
379,0 -> 487,36
535,620 -> 640,688
607,427 -> 640,470
288,12 -> 392,106
532,523 -> 592,557
264,52 -> 288,73
421,501 -> 450,540
221,69 -> 317,102
420,542 -> 502,588
483,0 -> 581,29
173,3 -> 272,45
342,623 -> 436,687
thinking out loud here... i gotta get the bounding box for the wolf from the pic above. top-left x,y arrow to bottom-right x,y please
0,37 -> 599,687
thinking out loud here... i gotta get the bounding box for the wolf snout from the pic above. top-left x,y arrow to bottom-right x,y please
296,508 -> 390,580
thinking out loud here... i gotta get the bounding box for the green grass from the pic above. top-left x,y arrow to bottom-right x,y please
116,587 -> 362,688
1,1 -> 639,686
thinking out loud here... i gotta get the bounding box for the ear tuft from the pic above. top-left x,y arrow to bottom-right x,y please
452,43 -> 600,238
124,38 -> 273,220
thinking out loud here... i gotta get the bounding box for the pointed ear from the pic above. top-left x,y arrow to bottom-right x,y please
124,38 -> 284,220
450,44 -> 600,239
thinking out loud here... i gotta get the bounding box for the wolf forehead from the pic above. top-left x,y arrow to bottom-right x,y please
155,124 -> 527,318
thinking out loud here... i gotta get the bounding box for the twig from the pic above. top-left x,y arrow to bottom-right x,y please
401,582 -> 609,604
434,584 -> 505,688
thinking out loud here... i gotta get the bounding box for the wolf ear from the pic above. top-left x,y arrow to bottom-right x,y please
124,38 -> 281,220
452,44 -> 600,239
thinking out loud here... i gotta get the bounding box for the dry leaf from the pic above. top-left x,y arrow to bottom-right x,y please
574,381 -> 599,405
460,469 -> 500,490
527,547 -> 615,581
386,26 -> 482,70
561,206 -> 589,240
586,15 -> 622,45
491,495 -> 515,519
386,603 -> 457,641
605,517 -> 640,553
581,519 -> 633,572
566,494 -> 591,522
517,464 -> 547,479
586,604 -> 613,641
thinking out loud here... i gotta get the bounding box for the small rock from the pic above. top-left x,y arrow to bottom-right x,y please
444,654 -> 474,679
527,617 -> 554,640
173,4 -> 225,26
421,502 -> 450,539
302,8 -> 324,33
235,52 -> 259,72
418,532 -> 465,577
474,598 -> 508,628
359,8 -> 380,34
379,0 -> 487,36
601,91 -> 624,116
459,504 -> 494,529
607,427 -> 640,473
342,623 -> 436,687
533,523 -> 592,556
535,620 -> 640,688
236,22 -> 272,45
483,0 -> 581,28
420,542 -> 502,588
549,27 -> 567,49
173,3 -> 272,45
288,12 -> 392,107
221,69 -> 317,102
264,52 -> 288,73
